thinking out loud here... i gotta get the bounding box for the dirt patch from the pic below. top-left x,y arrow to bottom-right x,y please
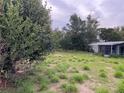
49,83 -> 61,93
79,83 -> 94,93
79,80 -> 95,93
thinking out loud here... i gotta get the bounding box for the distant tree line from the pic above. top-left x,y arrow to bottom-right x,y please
52,14 -> 124,51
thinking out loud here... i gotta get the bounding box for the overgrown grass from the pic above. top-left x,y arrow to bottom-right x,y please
39,77 -> 49,91
16,80 -> 34,93
70,73 -> 89,83
116,80 -> 124,93
83,65 -> 90,70
58,73 -> 67,79
3,51 -> 124,93
99,72 -> 107,78
61,83 -> 77,93
117,65 -> 124,72
56,64 -> 69,72
95,87 -> 109,93
50,74 -> 60,83
114,71 -> 123,78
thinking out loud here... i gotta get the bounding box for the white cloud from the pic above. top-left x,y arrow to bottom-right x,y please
45,0 -> 124,28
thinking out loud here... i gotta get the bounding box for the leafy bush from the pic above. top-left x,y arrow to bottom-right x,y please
114,71 -> 123,78
61,83 -> 77,93
116,80 -> 124,93
0,0 -> 52,75
99,72 -> 107,78
95,87 -> 109,93
83,65 -> 90,70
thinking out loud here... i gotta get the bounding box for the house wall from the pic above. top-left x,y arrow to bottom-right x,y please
99,45 -> 111,55
98,44 -> 124,55
90,45 -> 99,53
90,43 -> 124,55
119,44 -> 124,55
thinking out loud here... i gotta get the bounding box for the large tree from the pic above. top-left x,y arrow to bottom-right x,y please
51,28 -> 64,49
85,15 -> 98,43
60,14 -> 98,51
99,28 -> 122,41
0,0 -> 51,75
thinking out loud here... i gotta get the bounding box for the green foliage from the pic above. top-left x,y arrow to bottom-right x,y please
114,71 -> 123,78
82,74 -> 89,80
16,80 -> 34,93
0,0 -> 51,72
61,83 -> 77,93
116,80 -> 124,93
39,77 -> 49,91
83,65 -> 90,70
51,28 -> 64,49
50,75 -> 59,83
99,72 -> 107,78
60,14 -> 98,51
58,73 -> 67,79
71,73 -> 89,83
56,63 -> 69,72
99,28 -> 122,41
45,69 -> 56,78
117,65 -> 124,72
95,87 -> 109,93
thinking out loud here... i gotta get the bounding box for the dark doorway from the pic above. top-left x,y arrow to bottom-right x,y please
120,46 -> 124,55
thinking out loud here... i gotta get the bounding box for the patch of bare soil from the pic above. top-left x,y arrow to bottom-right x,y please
34,83 -> 41,93
79,81 -> 95,93
49,83 -> 61,93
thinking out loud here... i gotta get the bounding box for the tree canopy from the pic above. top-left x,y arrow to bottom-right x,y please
60,14 -> 98,51
0,0 -> 51,74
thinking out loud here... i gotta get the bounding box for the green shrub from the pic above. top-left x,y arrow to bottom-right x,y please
50,75 -> 59,83
56,64 -> 69,72
45,69 -> 56,78
116,80 -> 124,93
71,74 -> 89,83
39,77 -> 49,91
99,72 -> 107,78
59,73 -> 67,79
117,65 -> 124,72
83,65 -> 90,70
114,71 -> 123,78
95,87 -> 109,93
113,61 -> 119,64
61,83 -> 77,93
99,69 -> 105,72
16,81 -> 34,93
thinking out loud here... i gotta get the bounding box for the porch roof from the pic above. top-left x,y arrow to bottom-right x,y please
89,41 -> 124,46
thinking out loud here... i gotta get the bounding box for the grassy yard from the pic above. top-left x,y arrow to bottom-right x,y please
3,51 -> 124,93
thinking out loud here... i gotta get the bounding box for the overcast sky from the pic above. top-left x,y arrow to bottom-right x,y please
45,0 -> 124,29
